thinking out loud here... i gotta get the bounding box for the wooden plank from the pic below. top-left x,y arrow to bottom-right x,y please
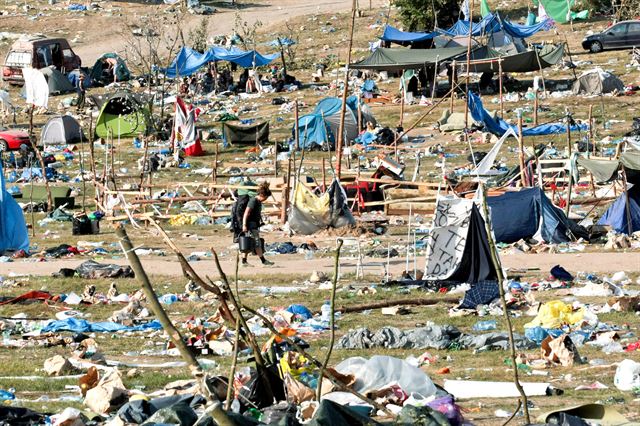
358,177 -> 440,189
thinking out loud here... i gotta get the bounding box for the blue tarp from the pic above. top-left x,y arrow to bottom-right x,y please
501,17 -> 553,38
42,318 -> 163,333
598,186 -> 640,234
266,37 -> 296,47
438,13 -> 551,38
487,187 -> 587,243
162,46 -> 280,78
0,160 -> 29,253
468,91 -> 587,137
380,25 -> 437,43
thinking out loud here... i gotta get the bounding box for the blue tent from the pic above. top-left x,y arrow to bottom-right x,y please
488,187 -> 588,243
295,96 -> 366,149
0,160 -> 29,253
468,91 -> 587,137
598,186 -> 640,235
380,25 -> 437,44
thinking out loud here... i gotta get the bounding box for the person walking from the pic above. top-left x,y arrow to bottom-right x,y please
241,182 -> 274,266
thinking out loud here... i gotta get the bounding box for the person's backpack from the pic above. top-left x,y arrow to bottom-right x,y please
231,194 -> 251,240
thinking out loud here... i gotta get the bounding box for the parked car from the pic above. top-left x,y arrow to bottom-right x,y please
582,20 -> 640,53
0,129 -> 32,151
2,35 -> 81,85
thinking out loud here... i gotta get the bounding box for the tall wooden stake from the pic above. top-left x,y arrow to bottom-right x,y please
463,0 -> 475,130
518,114 -> 526,186
533,90 -> 539,126
498,59 -> 504,118
280,158 -> 292,224
335,0 -> 357,179
621,168 -> 634,236
588,104 -> 594,156
479,184 -> 531,424
316,239 -> 344,401
294,100 -> 300,151
565,111 -> 573,216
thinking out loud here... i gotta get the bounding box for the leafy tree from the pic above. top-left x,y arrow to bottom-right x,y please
188,17 -> 209,53
393,0 -> 461,31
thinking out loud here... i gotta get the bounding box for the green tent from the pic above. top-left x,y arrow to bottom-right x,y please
459,44 -> 565,73
350,46 -> 468,71
481,0 -> 491,18
94,92 -> 149,138
537,0 -> 588,24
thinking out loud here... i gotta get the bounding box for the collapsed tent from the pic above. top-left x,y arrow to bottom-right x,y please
288,180 -> 355,235
350,46 -> 468,71
40,67 -> 75,95
222,121 -> 269,146
90,53 -> 131,85
423,197 -> 497,283
598,185 -> 640,235
487,187 -> 589,244
172,97 -> 203,156
295,96 -> 372,149
461,44 -> 565,73
94,92 -> 149,138
572,68 -> 625,95
41,115 -> 85,145
0,160 -> 29,254
379,25 -> 437,45
468,91 -> 587,137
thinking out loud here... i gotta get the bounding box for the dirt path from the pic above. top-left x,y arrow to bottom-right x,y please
4,251 -> 639,279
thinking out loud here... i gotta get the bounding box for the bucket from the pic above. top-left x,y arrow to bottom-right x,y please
238,233 -> 255,253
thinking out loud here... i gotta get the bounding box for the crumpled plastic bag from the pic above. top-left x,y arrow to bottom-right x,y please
524,300 -> 584,330
614,359 -> 640,391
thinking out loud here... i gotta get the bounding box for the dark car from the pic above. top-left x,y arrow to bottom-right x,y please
0,129 -> 31,151
582,20 -> 640,53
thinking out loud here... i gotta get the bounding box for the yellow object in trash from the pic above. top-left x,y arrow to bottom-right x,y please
525,300 -> 584,330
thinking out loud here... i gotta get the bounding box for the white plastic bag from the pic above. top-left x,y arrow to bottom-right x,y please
614,359 -> 640,391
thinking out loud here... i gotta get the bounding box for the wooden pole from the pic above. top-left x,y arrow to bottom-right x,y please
213,143 -> 218,184
450,61 -> 456,113
273,139 -> 278,178
280,158 -> 292,224
335,0 -> 357,179
589,104 -> 594,156
114,224 -> 201,375
316,239 -> 343,401
498,59 -> 503,118
621,168 -> 634,235
479,184 -> 531,424
565,112 -> 573,216
322,157 -> 327,191
294,100 -> 300,151
357,97 -> 362,131
518,114 -> 526,186
399,70 -> 405,128
463,0 -> 475,130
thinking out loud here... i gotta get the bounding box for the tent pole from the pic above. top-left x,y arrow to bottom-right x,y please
281,158 -> 292,224
213,143 -> 218,184
479,183 -> 531,424
399,69 -> 405,128
518,114 -> 526,186
335,0 -> 357,179
87,113 -> 98,209
498,59 -> 503,118
463,0 -> 474,131
450,61 -> 456,113
294,100 -> 300,151
589,104 -> 594,156
564,111 -> 573,216
621,168 -> 633,236
431,57 -> 439,101
274,137 -> 278,178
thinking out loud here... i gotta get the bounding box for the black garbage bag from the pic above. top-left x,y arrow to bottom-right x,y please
118,394 -> 206,424
0,406 -> 49,425
56,260 -> 134,279
394,405 -> 451,426
239,365 -> 286,410
308,400 -> 380,426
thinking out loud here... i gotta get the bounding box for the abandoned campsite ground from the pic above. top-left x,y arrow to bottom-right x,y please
1,0 -> 640,424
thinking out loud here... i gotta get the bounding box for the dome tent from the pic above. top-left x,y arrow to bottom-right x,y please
41,115 -> 86,145
572,68 -> 624,95
40,66 -> 75,95
94,91 -> 149,138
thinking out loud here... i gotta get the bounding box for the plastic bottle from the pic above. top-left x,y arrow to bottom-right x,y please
472,320 -> 497,332
321,300 -> 331,322
230,398 -> 241,413
159,294 -> 178,305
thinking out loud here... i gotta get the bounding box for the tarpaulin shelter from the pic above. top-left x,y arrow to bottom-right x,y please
90,53 -> 131,85
94,92 -> 149,138
41,115 -> 85,145
423,196 -> 497,283
572,68 -> 625,95
40,67 -> 75,95
598,185 -> 640,234
577,151 -> 640,183
379,25 -> 437,45
294,96 -> 371,149
162,47 -> 209,79
0,160 -> 29,254
438,12 -> 553,38
209,46 -> 280,68
288,179 -> 355,235
172,97 -> 203,156
460,44 -> 565,73
350,46 -> 468,71
222,121 -> 269,146
487,187 -> 589,243
468,91 -> 587,136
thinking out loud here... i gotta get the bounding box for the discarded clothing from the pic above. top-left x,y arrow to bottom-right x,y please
42,318 -> 162,333
457,332 -> 537,351
459,280 -> 499,309
55,260 -> 134,279
337,325 -> 461,350
0,290 -> 52,306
